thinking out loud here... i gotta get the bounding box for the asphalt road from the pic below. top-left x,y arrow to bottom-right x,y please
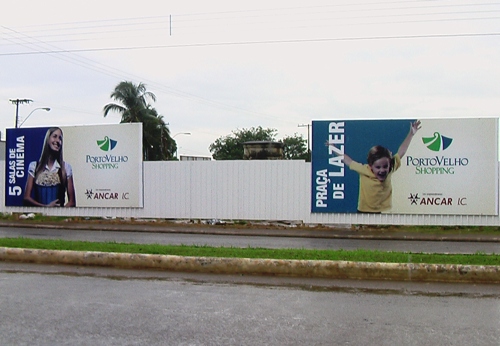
1,226 -> 499,254
1,262 -> 499,346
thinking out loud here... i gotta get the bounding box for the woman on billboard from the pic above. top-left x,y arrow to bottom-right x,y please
23,127 -> 76,207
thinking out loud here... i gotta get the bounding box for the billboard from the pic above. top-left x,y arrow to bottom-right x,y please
311,118 -> 498,215
5,123 -> 143,208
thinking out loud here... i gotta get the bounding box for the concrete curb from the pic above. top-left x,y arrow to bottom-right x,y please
1,247 -> 499,284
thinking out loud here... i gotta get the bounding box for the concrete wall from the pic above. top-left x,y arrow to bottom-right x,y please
1,160 -> 500,226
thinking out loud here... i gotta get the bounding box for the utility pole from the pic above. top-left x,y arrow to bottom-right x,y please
9,99 -> 33,128
298,123 -> 311,152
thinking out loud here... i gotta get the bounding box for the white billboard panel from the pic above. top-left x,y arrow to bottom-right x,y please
391,118 -> 497,215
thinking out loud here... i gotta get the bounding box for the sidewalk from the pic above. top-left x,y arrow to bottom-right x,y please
0,219 -> 499,242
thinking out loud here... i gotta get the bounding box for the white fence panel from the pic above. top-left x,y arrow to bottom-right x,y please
1,160 -> 500,226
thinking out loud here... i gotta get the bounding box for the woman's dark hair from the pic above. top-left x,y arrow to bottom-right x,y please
367,145 -> 395,172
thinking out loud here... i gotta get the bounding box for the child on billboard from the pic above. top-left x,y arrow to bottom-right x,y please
24,127 -> 76,207
328,120 -> 420,213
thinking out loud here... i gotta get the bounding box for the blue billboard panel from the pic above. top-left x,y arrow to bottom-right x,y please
5,127 -> 52,206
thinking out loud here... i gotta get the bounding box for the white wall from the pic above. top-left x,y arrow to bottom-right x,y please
1,160 -> 500,226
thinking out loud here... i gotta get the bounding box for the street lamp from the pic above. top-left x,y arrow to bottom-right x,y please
173,132 -> 191,159
173,132 -> 191,138
19,107 -> 51,127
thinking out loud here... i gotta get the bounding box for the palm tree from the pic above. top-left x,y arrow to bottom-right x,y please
103,81 -> 156,123
156,114 -> 176,160
103,81 -> 175,160
143,108 -> 176,160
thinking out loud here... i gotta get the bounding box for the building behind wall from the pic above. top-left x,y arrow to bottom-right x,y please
179,155 -> 212,161
243,141 -> 283,160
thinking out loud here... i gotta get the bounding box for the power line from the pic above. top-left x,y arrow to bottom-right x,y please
0,26 -> 284,124
3,1 -> 499,40
2,32 -> 499,57
2,12 -> 499,48
0,26 -> 133,80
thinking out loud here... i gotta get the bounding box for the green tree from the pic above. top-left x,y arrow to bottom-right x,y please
282,133 -> 310,161
103,81 -> 156,123
143,108 -> 176,161
209,127 -> 309,161
209,127 -> 277,160
208,126 -> 277,160
103,81 -> 175,160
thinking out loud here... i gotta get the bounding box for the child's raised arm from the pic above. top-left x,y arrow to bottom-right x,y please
397,120 -> 421,158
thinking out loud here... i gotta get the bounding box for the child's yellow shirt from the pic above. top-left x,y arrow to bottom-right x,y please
348,154 -> 401,213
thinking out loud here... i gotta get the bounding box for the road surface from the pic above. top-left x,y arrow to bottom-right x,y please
1,262 -> 499,345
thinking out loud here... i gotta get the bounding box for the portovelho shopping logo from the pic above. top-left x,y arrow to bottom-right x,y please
86,136 -> 128,169
422,132 -> 453,152
406,131 -> 467,175
97,136 -> 117,151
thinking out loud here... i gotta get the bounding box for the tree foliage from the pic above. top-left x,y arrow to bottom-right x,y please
103,81 -> 176,161
209,127 -> 276,160
209,127 -> 309,161
143,108 -> 176,161
282,133 -> 310,161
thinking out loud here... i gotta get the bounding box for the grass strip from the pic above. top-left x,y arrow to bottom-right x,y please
357,225 -> 500,235
0,237 -> 499,266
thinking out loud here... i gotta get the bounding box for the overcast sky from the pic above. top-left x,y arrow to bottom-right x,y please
1,0 -> 499,158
